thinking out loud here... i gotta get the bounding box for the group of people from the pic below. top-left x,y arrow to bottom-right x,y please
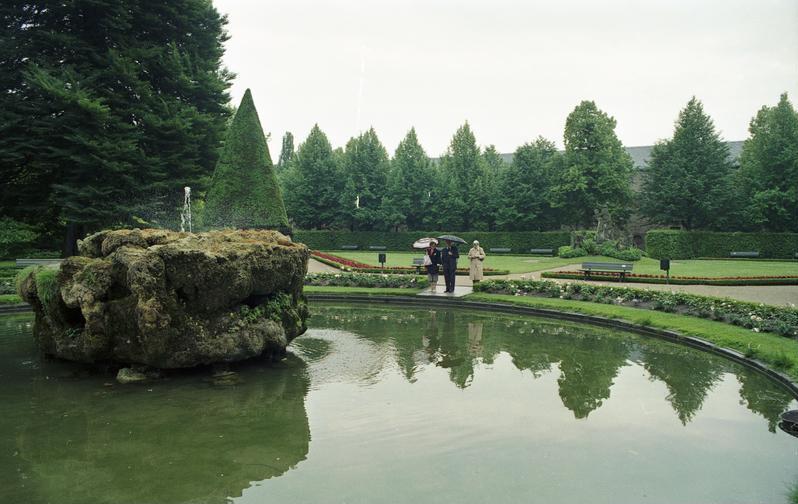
424,239 -> 486,293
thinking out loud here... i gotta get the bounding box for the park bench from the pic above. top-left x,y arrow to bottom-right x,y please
730,251 -> 759,258
340,245 -> 359,250
489,247 -> 511,253
368,245 -> 387,250
412,257 -> 425,274
15,258 -> 62,267
580,262 -> 634,281
529,248 -> 555,256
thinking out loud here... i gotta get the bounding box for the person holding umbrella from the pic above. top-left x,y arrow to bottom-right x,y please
438,235 -> 462,293
424,241 -> 441,292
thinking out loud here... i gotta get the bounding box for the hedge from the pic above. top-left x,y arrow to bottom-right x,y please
646,229 -> 798,259
293,230 -> 570,252
541,271 -> 798,286
305,272 -> 428,289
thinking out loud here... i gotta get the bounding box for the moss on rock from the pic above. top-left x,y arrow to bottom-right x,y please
22,228 -> 309,368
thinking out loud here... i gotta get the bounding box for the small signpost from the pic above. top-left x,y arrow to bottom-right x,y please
378,253 -> 386,269
660,258 -> 670,284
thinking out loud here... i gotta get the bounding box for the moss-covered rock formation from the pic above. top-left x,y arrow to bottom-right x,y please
16,228 -> 309,368
204,88 -> 290,230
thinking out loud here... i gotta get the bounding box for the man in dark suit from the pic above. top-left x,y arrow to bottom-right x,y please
441,240 -> 459,293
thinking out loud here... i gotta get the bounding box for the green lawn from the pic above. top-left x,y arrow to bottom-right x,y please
0,294 -> 22,304
326,251 -> 798,277
467,292 -> 798,380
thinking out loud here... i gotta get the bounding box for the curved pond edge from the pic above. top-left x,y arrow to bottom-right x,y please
307,293 -> 798,399
4,297 -> 796,399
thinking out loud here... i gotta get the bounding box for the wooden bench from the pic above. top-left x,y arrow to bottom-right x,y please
489,247 -> 511,253
529,248 -> 555,256
412,257 -> 425,274
580,262 -> 634,281
340,245 -> 359,250
368,245 -> 387,250
16,258 -> 62,267
730,251 -> 759,258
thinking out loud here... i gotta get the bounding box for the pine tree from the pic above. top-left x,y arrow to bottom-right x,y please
282,125 -> 343,229
736,93 -> 798,231
382,128 -> 433,230
0,1 -> 232,252
338,128 -> 389,231
204,89 -> 288,230
550,101 -> 633,228
641,97 -> 734,230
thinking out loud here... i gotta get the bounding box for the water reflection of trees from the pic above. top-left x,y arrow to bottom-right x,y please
2,354 -> 311,504
308,306 -> 796,427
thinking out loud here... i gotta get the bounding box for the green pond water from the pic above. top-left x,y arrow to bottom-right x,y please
1,304 -> 797,504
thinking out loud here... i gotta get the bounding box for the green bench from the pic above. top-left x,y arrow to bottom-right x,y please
580,262 -> 634,281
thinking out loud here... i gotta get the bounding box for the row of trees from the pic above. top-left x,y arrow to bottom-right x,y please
276,93 -> 798,233
278,100 -> 634,232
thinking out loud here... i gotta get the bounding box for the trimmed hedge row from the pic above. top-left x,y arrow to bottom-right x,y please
294,230 -> 570,252
305,272 -> 428,289
475,279 -> 798,338
646,229 -> 798,259
541,271 -> 798,286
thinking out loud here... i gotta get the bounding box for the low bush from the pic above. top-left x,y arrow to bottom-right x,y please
305,272 -> 428,289
541,271 -> 798,286
474,279 -> 798,338
0,218 -> 39,259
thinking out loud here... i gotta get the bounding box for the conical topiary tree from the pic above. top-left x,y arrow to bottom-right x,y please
204,89 -> 289,230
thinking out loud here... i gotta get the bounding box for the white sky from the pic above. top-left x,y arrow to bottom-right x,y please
214,0 -> 798,156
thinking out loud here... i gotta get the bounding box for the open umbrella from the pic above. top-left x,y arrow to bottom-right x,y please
437,234 -> 467,244
412,237 -> 438,249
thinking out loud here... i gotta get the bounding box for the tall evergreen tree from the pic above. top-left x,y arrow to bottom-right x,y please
641,98 -> 733,230
736,93 -> 798,231
277,131 -> 294,173
282,125 -> 342,229
437,122 -> 485,230
338,128 -> 390,231
382,128 -> 433,230
0,1 -> 232,253
496,137 -> 560,231
204,89 -> 288,230
478,146 -> 506,231
550,101 -> 633,228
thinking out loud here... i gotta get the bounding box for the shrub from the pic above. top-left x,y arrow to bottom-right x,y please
558,246 -> 586,258
646,229 -> 798,259
0,218 -> 39,259
294,230 -> 570,252
305,272 -> 428,289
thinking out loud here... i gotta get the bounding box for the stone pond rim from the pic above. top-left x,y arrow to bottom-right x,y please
16,228 -> 310,369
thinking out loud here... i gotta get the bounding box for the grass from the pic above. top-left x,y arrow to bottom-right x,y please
326,251 -> 798,277
304,286 -> 422,296
0,294 -> 22,304
467,292 -> 798,381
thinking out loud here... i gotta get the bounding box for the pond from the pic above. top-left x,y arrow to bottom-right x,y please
1,304 -> 796,504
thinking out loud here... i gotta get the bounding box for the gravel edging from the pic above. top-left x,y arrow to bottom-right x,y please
306,293 -> 798,399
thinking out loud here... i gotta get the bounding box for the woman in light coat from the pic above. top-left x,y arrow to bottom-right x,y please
468,240 -> 486,282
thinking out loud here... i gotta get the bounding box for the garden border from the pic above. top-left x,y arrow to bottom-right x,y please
306,293 -> 798,398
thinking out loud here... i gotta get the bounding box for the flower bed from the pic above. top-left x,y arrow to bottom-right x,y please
305,272 -> 428,289
474,279 -> 798,339
310,251 -> 509,276
542,271 -> 798,286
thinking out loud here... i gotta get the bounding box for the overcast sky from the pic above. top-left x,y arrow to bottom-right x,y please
214,0 -> 798,156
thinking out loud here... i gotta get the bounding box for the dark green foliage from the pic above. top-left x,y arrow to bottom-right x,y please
550,101 -> 634,227
338,128 -> 390,231
294,230 -> 570,251
736,93 -> 798,232
645,229 -> 798,259
282,125 -> 343,229
277,131 -> 295,173
204,89 -> 288,229
496,137 -> 560,231
0,1 -> 232,244
641,98 -> 735,230
381,128 -> 434,230
0,218 -> 39,259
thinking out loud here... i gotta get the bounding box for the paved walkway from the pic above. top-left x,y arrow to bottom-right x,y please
417,285 -> 473,298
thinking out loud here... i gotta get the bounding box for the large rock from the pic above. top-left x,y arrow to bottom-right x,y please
17,228 -> 310,368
